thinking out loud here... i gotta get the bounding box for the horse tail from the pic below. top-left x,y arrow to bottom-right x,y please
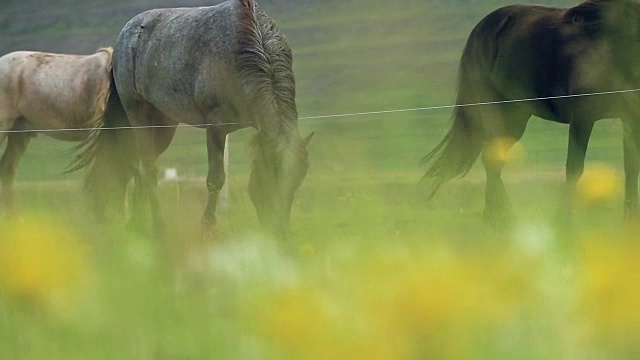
422,43 -> 486,199
69,66 -> 136,218
235,0 -> 298,143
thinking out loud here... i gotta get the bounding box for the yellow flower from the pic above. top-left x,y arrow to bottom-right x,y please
485,137 -> 525,164
576,164 -> 621,207
0,215 -> 90,313
254,284 -> 405,359
351,248 -> 530,359
257,286 -> 329,352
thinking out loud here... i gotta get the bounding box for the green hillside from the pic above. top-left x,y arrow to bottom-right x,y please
4,0 -> 599,184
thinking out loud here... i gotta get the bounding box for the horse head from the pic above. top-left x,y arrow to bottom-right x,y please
558,0 -> 640,95
249,132 -> 313,239
564,0 -> 640,48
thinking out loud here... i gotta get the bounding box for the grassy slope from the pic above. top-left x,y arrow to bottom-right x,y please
11,0 -> 620,185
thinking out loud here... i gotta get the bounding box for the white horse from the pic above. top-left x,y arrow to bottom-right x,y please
0,48 -> 114,216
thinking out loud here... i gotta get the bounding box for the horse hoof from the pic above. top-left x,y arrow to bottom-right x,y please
482,209 -> 515,231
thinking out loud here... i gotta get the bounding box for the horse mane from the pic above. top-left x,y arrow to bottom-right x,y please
235,0 -> 303,159
96,47 -> 114,59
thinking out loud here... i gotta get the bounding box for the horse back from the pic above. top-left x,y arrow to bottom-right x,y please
463,5 -> 565,93
114,2 -> 243,124
459,4 -> 602,121
113,0 -> 296,132
0,50 -> 113,136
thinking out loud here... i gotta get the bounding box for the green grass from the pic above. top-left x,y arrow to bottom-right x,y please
3,167 -> 637,358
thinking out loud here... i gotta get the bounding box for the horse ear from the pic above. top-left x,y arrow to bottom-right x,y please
239,0 -> 255,9
564,0 -> 613,26
572,14 -> 585,24
566,0 -> 637,32
565,7 -> 596,26
303,132 -> 315,147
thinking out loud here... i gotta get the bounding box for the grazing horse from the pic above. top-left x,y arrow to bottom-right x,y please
78,0 -> 312,239
0,48 -> 114,216
423,0 -> 640,227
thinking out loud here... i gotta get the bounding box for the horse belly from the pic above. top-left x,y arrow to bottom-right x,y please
44,128 -> 91,141
16,86 -> 98,140
152,100 -> 208,125
19,109 -> 93,141
18,94 -> 93,129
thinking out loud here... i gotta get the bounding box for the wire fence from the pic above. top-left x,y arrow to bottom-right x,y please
2,87 -> 640,134
4,86 -> 633,186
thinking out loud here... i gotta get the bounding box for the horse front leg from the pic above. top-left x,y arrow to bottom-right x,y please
201,127 -> 227,239
0,132 -> 30,217
562,120 -> 595,222
145,160 -> 165,239
623,120 -> 640,220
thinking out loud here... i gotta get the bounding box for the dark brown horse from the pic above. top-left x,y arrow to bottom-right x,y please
423,0 -> 640,226
77,0 -> 312,239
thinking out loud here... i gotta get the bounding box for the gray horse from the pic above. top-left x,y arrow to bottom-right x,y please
423,0 -> 640,227
79,0 -> 312,239
0,48 -> 114,217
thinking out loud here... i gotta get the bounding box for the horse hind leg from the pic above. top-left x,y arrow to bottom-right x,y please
0,120 -> 29,218
125,103 -> 177,239
480,105 -> 529,229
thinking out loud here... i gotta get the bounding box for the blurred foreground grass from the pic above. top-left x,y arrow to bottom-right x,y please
1,110 -> 633,360
1,165 -> 638,359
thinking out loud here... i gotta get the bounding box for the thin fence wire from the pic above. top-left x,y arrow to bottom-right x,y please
2,88 -> 640,134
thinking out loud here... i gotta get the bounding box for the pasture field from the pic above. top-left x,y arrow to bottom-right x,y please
3,154 -> 639,359
3,117 -> 637,359
1,0 -> 639,359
